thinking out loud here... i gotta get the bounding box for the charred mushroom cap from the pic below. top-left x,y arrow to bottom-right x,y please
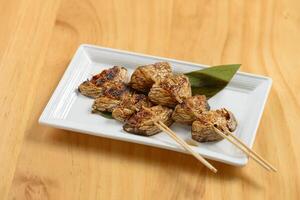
172,95 -> 210,125
78,66 -> 128,98
112,93 -> 153,122
92,81 -> 131,113
91,66 -> 128,86
191,108 -> 238,142
78,80 -> 103,98
129,62 -> 172,92
123,105 -> 173,136
149,74 -> 192,107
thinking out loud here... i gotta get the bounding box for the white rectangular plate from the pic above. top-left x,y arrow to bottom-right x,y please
39,44 -> 272,166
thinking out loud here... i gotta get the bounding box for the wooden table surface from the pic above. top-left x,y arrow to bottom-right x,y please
1,0 -> 299,199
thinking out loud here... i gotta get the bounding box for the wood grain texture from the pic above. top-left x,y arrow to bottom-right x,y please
0,0 -> 299,199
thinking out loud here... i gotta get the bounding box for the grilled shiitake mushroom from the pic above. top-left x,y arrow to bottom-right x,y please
130,62 -> 172,92
90,66 -> 128,86
123,105 -> 173,136
78,66 -> 128,98
78,65 -> 239,145
148,74 -> 192,107
112,93 -> 152,122
92,81 -> 131,113
191,108 -> 237,142
78,80 -> 102,98
172,95 -> 210,125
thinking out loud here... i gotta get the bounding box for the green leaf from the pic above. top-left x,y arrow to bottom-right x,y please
185,64 -> 240,98
93,110 -> 114,119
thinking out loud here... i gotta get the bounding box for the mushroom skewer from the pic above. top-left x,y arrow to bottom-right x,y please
136,106 -> 217,173
130,64 -> 217,172
155,121 -> 217,173
80,63 -> 276,173
189,107 -> 276,172
172,94 -> 276,171
78,65 -> 217,172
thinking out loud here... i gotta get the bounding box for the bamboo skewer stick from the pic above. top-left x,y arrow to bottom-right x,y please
225,131 -> 277,172
155,121 -> 217,173
142,105 -> 216,173
183,100 -> 277,172
192,112 -> 276,172
213,127 -> 271,171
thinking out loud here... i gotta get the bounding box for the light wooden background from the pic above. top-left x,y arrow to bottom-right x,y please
0,0 -> 299,199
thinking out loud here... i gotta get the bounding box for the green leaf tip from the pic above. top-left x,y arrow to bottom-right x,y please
185,64 -> 241,98
95,111 -> 114,119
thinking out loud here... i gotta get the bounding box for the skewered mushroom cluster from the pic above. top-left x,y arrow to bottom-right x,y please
130,62 -> 172,92
78,66 -> 127,98
78,62 -> 237,143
